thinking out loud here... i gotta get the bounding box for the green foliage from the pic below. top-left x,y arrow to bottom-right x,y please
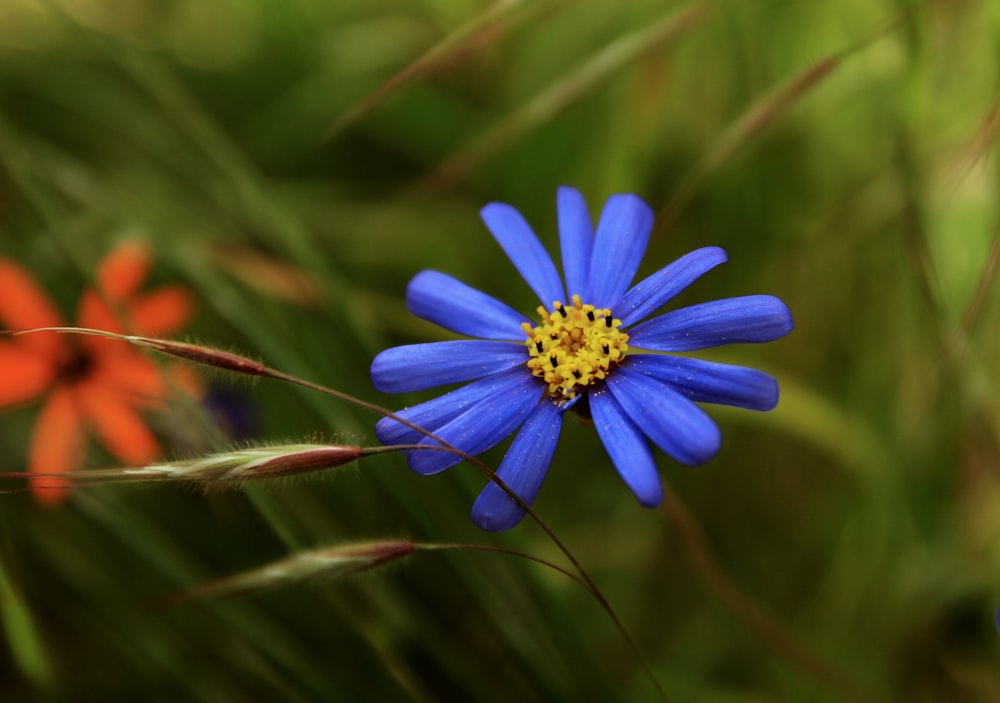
1,0 -> 999,700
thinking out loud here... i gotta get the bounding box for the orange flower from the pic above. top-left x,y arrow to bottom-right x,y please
0,241 -> 197,506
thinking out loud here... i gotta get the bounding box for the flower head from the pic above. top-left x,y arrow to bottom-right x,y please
0,241 -> 198,505
371,187 -> 793,531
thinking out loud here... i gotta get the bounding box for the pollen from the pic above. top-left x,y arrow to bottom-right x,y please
521,294 -> 629,401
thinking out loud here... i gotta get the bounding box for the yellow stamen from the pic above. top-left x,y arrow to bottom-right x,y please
521,294 -> 629,401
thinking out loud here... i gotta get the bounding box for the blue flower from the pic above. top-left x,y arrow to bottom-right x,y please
371,187 -> 793,531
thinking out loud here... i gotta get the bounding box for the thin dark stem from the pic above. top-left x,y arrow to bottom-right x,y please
264,367 -> 672,702
417,543 -> 589,590
10,327 -> 670,701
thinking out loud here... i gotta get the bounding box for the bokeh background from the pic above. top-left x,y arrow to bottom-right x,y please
1,0 -> 999,700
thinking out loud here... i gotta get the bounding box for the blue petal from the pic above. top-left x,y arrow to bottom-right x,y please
622,355 -> 779,411
585,194 -> 654,309
470,400 -> 563,531
590,390 -> 663,507
371,341 -> 527,393
481,202 -> 566,308
607,366 -> 721,466
628,295 -> 794,352
408,371 -> 544,475
616,247 -> 728,327
557,186 -> 593,300
406,271 -> 530,340
375,367 -> 528,446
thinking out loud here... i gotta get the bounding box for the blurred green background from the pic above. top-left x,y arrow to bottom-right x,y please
1,0 -> 999,700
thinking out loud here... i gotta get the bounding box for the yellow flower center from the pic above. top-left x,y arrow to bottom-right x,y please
521,294 -> 629,401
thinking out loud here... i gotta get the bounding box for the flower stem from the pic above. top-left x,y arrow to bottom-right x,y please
264,368 -> 673,701
10,328 -> 672,701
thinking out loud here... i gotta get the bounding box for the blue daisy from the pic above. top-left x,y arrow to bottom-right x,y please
371,187 -> 793,531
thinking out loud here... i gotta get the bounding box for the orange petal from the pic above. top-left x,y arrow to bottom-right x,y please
29,386 -> 85,507
78,385 -> 160,464
76,290 -> 125,333
75,290 -> 133,359
0,258 -> 64,355
98,240 -> 151,301
0,343 -> 54,406
93,352 -> 168,400
129,286 -> 194,336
